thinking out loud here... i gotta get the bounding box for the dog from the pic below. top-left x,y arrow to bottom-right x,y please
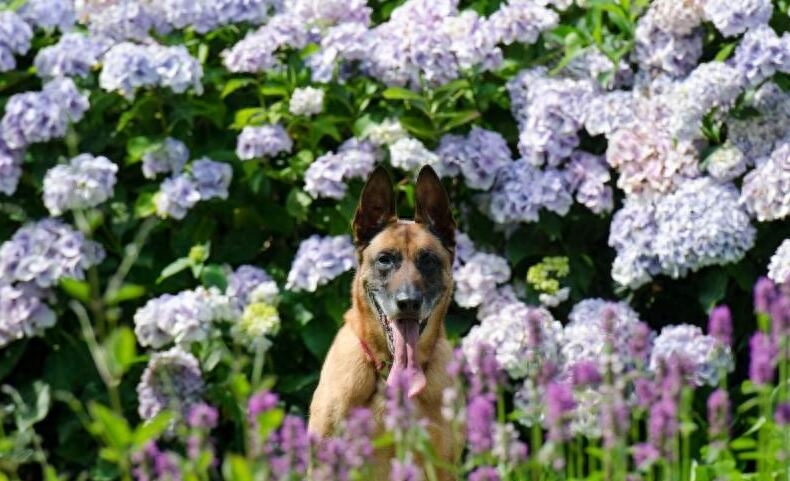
308,165 -> 459,480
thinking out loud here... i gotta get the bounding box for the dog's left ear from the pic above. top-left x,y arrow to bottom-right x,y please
414,165 -> 455,249
353,165 -> 397,247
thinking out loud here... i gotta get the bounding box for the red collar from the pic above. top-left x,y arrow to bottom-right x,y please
359,339 -> 387,372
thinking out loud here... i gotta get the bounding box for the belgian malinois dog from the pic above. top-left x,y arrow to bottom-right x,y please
308,165 -> 458,479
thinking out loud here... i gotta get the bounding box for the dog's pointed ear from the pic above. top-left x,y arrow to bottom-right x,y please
414,165 -> 455,249
352,166 -> 397,247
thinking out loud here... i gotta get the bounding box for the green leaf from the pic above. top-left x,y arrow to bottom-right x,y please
157,257 -> 192,283
440,110 -> 481,132
0,340 -> 28,382
59,278 -> 91,304
221,78 -> 255,99
134,192 -> 156,218
714,43 -> 736,62
254,409 -> 285,441
231,107 -> 268,129
381,87 -> 423,102
89,403 -> 131,450
285,188 -> 313,222
103,327 -> 137,377
698,269 -> 729,311
106,283 -> 146,305
132,411 -> 174,447
729,437 -> 757,450
222,454 -> 253,481
201,264 -> 228,290
126,136 -> 157,163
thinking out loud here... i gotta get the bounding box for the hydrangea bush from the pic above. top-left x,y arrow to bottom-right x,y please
0,0 -> 789,479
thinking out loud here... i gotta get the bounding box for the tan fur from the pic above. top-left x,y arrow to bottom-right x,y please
309,221 -> 459,480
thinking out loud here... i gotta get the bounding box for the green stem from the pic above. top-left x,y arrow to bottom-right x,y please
103,217 -> 158,306
73,210 -> 108,336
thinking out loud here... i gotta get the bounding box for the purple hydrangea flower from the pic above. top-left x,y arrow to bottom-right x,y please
436,127 -> 512,190
634,9 -> 702,78
749,332 -> 776,385
741,141 -> 790,222
136,347 -> 205,422
1,78 -> 89,149
155,175 -> 201,220
486,159 -> 574,224
222,13 -> 308,73
235,124 -> 293,160
0,12 -> 33,71
649,324 -> 734,387
226,265 -> 279,307
133,286 -> 237,349
565,151 -> 613,214
100,42 -> 203,100
43,154 -> 118,216
487,0 -> 558,45
285,235 -> 356,292
190,158 -> 233,200
20,0 -> 76,32
729,25 -> 790,86
0,141 -> 23,196
303,139 -> 378,199
728,82 -> 790,161
0,219 -> 105,289
34,33 -> 110,79
453,252 -> 511,309
142,138 -> 189,179
0,284 -> 56,348
80,0 -> 169,41
703,0 -> 772,37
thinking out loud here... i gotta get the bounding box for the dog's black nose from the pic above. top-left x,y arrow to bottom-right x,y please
395,290 -> 422,316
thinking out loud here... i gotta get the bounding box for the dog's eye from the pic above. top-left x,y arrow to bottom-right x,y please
376,253 -> 396,269
417,252 -> 441,272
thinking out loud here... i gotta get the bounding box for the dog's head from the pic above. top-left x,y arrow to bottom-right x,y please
350,165 -> 455,397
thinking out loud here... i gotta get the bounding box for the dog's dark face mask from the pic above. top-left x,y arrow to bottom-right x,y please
352,165 -> 455,397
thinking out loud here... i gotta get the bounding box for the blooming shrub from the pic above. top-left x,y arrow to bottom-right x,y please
0,0 -> 789,479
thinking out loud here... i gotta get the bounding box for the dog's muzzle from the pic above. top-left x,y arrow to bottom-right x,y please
366,289 -> 427,355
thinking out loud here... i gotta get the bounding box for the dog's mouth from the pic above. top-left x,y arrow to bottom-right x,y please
368,291 -> 428,398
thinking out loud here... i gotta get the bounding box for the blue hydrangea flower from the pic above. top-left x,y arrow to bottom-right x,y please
20,0 -> 76,32
134,287 -> 237,348
285,235 -> 356,292
436,127 -> 512,190
0,140 -> 22,196
565,151 -> 613,215
649,324 -> 733,387
303,138 -> 378,199
43,154 -> 118,216
142,138 -> 190,179
584,90 -> 638,136
190,158 -> 233,200
34,32 -> 110,79
728,25 -> 790,86
634,9 -> 702,78
306,22 -> 369,83
0,219 -> 105,289
740,141 -> 790,222
486,159 -> 573,224
0,284 -> 56,348
136,347 -> 205,422
155,175 -> 201,220
388,137 -> 440,173
1,78 -> 89,150
487,0 -> 558,45
727,82 -> 790,161
703,0 -> 772,38
81,0 -> 169,41
99,42 -> 203,99
608,197 -> 661,289
235,124 -> 293,160
226,265 -> 279,308
768,239 -> 790,284
0,12 -> 33,68
453,252 -> 511,308
222,13 -> 308,73
289,0 -> 371,26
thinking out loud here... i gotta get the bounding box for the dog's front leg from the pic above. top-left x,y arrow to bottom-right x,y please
308,324 -> 377,437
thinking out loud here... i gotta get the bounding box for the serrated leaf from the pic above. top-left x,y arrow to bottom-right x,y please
126,136 -> 157,163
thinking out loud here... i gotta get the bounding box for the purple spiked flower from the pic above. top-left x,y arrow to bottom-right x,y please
708,305 -> 733,347
754,277 -> 777,315
469,466 -> 500,481
706,389 -> 730,440
467,394 -> 496,454
775,402 -> 790,425
544,381 -> 576,442
187,402 -> 219,429
569,361 -> 602,387
749,332 -> 776,385
248,390 -> 278,423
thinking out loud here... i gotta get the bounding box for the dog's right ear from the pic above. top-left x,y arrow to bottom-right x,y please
352,165 -> 397,247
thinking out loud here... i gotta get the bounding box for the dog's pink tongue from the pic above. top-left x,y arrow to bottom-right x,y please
387,319 -> 426,398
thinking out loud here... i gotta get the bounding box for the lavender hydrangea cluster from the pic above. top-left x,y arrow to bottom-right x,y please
728,25 -> 790,86
728,83 -> 790,161
142,138 -> 190,179
0,11 -> 33,72
43,154 -> 118,216
453,252 -> 511,309
0,284 -> 56,348
303,139 -> 378,199
486,159 -> 573,224
285,235 -> 356,292
609,178 -> 755,288
137,347 -> 205,422
768,240 -> 790,284
0,218 -> 105,289
436,127 -> 513,190
154,159 -> 233,219
507,68 -> 595,167
388,137 -> 440,173
79,0 -> 169,41
633,7 -> 702,79
0,141 -> 22,196
1,78 -> 89,150
740,141 -> 790,222
163,0 -> 275,33
226,265 -> 279,308
34,32 -> 110,79
99,42 -> 203,100
648,324 -> 734,386
134,286 -> 238,349
289,86 -> 325,116
564,152 -> 614,214
236,124 -> 293,160
703,0 -> 772,37
19,0 -> 76,32
222,13 -> 308,73
487,0 -> 558,46
561,299 -> 653,377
